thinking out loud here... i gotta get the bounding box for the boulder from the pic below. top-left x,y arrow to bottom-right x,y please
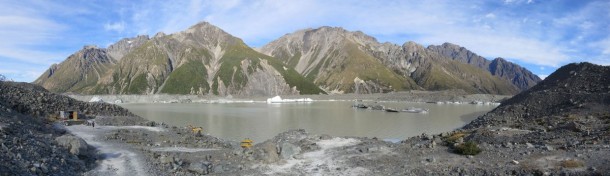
187,161 -> 212,175
421,133 -> 433,140
280,142 -> 301,159
159,155 -> 174,164
256,141 -> 279,163
55,135 -> 89,156
561,122 -> 586,132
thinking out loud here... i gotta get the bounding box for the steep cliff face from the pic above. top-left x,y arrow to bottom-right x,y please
106,35 -> 150,61
262,27 -> 520,94
34,22 -> 324,96
488,57 -> 541,90
427,43 -> 542,90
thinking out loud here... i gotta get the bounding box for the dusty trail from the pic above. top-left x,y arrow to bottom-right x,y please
65,125 -> 164,176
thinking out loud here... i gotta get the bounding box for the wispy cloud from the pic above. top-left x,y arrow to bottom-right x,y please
104,21 -> 125,33
118,0 -> 597,68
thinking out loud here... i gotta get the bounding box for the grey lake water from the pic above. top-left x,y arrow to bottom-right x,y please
120,101 -> 495,142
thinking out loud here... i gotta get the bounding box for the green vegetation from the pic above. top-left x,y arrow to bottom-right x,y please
215,44 -> 253,91
111,41 -> 172,94
415,59 -> 518,95
160,61 -> 209,94
318,41 -> 418,92
127,74 -> 148,93
454,141 -> 482,155
266,56 -> 325,94
214,42 -> 324,95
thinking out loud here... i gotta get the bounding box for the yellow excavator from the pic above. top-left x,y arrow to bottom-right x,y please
240,138 -> 253,149
188,125 -> 203,135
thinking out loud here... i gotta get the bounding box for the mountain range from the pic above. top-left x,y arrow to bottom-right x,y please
34,22 -> 541,96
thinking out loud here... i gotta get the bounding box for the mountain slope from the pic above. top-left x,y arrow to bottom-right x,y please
427,43 -> 542,90
260,27 -> 419,94
34,22 -> 324,96
33,46 -> 116,93
261,27 -> 519,94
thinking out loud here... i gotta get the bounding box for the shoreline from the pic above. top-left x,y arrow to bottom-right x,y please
67,90 -> 511,105
66,112 -> 609,175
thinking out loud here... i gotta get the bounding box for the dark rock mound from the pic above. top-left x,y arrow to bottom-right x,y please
0,103 -> 96,175
465,62 -> 610,130
0,81 -> 136,118
0,81 -> 144,175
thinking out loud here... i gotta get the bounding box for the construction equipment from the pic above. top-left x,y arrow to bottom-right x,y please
240,138 -> 253,149
188,125 -> 203,135
60,111 -> 86,126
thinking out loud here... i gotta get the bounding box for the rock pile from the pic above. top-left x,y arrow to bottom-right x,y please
0,81 -> 143,175
0,81 -> 135,118
0,103 -> 95,175
466,62 -> 610,130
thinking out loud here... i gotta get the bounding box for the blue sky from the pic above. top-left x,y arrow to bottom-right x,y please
0,0 -> 608,82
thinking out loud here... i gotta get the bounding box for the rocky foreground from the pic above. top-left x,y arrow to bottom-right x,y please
1,62 -> 609,175
0,81 -> 140,175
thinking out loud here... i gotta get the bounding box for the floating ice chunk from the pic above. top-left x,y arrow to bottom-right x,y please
266,96 -> 313,103
89,96 -> 104,103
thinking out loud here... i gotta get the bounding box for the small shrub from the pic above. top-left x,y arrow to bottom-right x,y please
454,141 -> 482,155
560,159 -> 584,168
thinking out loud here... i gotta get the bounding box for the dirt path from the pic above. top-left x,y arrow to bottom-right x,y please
65,125 -> 163,176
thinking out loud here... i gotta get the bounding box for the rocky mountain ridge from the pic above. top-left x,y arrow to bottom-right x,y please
427,43 -> 541,90
34,22 -> 323,96
36,22 -> 539,95
261,26 -> 531,94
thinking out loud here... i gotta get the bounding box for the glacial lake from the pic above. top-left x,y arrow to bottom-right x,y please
120,101 -> 496,142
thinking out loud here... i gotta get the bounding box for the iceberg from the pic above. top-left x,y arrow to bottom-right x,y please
89,96 -> 104,103
266,96 -> 313,104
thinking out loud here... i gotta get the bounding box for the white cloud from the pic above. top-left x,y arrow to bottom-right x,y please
598,38 -> 610,55
104,22 -> 125,32
485,13 -> 496,19
0,15 -> 67,64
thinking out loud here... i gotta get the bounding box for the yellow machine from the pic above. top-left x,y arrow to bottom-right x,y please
188,125 -> 203,135
240,138 -> 253,149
